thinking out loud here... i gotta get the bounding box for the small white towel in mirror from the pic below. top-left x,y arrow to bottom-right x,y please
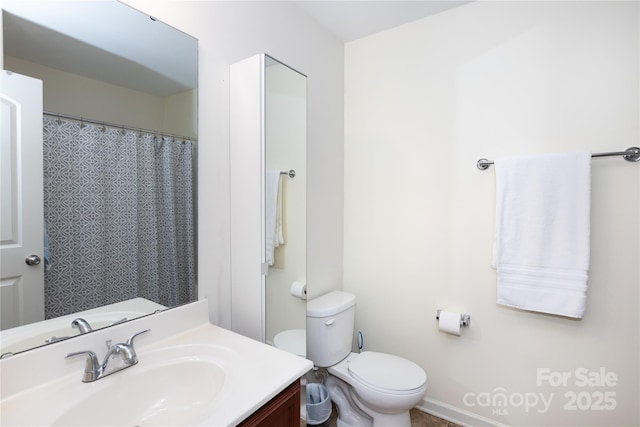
266,170 -> 285,266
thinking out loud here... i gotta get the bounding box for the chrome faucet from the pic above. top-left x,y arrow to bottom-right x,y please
65,329 -> 150,382
44,318 -> 93,346
70,317 -> 129,337
71,318 -> 94,334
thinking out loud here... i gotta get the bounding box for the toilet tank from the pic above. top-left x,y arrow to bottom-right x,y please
306,291 -> 356,367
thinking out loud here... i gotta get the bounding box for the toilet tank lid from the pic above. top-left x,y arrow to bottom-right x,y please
307,291 -> 356,317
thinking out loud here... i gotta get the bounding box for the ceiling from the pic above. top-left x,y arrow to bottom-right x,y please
292,1 -> 472,42
2,1 -> 471,97
2,1 -> 197,97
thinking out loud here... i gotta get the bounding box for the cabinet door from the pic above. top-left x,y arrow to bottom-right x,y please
239,380 -> 300,427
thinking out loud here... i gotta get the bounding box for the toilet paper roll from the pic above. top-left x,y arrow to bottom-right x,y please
290,281 -> 307,300
438,311 -> 461,336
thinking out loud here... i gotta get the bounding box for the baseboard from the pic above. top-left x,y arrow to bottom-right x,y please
417,397 -> 511,427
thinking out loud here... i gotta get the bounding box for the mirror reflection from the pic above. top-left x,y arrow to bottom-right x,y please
1,1 -> 198,355
264,57 -> 307,356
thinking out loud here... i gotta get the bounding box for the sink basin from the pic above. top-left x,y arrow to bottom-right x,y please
53,357 -> 225,426
1,343 -> 229,427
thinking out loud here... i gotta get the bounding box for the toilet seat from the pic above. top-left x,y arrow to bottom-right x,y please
273,329 -> 306,357
348,352 -> 426,394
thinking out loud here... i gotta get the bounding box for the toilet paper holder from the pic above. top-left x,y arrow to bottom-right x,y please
436,310 -> 471,327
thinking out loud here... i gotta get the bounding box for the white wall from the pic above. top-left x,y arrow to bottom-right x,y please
4,56 -> 166,132
4,55 -> 196,138
121,1 -> 344,328
163,89 -> 197,138
344,1 -> 639,426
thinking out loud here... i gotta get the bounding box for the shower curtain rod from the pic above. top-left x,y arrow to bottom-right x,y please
43,111 -> 197,142
476,147 -> 640,170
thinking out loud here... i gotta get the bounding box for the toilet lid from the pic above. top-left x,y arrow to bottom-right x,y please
273,329 -> 306,357
348,352 -> 426,392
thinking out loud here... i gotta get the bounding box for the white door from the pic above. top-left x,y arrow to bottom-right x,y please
0,70 -> 44,330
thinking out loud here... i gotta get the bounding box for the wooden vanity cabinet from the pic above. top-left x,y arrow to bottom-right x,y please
238,380 -> 301,427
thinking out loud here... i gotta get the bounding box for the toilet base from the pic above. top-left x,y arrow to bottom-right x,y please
325,375 -> 372,427
352,393 -> 411,427
325,374 -> 414,427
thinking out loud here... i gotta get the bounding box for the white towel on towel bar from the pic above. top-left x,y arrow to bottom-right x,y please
276,174 -> 285,247
492,151 -> 591,318
266,170 -> 285,266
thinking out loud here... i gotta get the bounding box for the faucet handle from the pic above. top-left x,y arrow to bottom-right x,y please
127,329 -> 151,347
65,350 -> 101,382
119,329 -> 150,366
109,317 -> 128,326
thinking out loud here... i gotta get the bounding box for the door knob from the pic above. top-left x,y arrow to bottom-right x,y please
25,255 -> 41,266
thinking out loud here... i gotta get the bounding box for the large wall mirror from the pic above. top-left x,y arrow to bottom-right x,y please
265,57 -> 307,354
229,54 -> 306,349
0,1 -> 198,356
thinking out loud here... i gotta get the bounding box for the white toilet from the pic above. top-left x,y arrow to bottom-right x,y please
307,291 -> 427,427
273,329 -> 306,357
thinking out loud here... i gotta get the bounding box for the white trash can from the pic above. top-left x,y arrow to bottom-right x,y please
306,383 -> 331,425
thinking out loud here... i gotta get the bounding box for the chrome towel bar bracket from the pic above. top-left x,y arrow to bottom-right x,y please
280,169 -> 296,178
476,146 -> 640,170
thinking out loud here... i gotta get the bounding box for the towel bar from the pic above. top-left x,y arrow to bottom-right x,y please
476,147 -> 640,170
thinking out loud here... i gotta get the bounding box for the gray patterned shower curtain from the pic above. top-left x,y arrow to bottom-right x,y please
43,116 -> 196,319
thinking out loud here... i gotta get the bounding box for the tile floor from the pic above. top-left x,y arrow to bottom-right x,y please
301,407 -> 462,427
409,409 -> 463,427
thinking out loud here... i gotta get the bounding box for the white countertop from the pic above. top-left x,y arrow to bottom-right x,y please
0,300 -> 313,426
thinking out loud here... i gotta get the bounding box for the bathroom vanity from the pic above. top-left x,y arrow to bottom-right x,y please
239,380 -> 301,426
0,300 -> 312,426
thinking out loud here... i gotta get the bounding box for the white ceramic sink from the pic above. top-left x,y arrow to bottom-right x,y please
52,345 -> 227,426
0,300 -> 313,427
2,343 -> 231,426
